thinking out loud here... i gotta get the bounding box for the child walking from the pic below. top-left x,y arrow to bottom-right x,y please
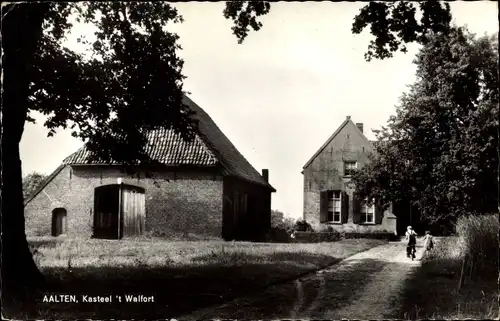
423,230 -> 434,252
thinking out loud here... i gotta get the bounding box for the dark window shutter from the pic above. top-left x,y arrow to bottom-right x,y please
320,191 -> 328,223
375,200 -> 384,224
352,192 -> 361,224
341,191 -> 349,223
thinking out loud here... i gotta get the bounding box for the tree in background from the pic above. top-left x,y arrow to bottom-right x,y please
1,1 -> 463,315
271,209 -> 295,232
22,172 -> 48,200
351,27 -> 499,224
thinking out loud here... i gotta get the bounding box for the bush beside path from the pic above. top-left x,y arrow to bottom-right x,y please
397,214 -> 499,320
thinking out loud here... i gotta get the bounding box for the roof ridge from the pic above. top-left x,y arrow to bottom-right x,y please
302,118 -> 373,169
302,118 -> 350,169
57,95 -> 274,191
64,126 -> 218,167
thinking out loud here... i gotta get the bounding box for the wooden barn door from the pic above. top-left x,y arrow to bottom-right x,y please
94,185 -> 120,239
120,184 -> 146,237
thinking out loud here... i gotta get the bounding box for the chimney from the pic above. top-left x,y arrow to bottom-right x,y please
262,169 -> 269,182
356,123 -> 364,133
346,115 -> 351,120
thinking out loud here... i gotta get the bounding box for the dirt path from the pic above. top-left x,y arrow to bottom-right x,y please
178,240 -> 425,320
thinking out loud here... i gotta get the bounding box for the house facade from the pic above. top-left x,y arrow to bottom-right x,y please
302,116 -> 397,235
25,96 -> 275,241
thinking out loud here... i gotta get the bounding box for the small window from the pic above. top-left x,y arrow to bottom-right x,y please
327,190 -> 342,223
360,199 -> 375,224
52,208 -> 67,236
344,161 -> 357,176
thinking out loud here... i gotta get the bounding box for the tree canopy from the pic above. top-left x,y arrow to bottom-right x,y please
223,1 -> 453,61
351,27 -> 499,223
27,2 -> 195,166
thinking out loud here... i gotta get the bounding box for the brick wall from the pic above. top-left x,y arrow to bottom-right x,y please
302,120 -> 396,234
25,165 -> 224,238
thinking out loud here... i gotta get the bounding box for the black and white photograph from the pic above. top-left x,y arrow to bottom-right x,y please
2,1 -> 499,319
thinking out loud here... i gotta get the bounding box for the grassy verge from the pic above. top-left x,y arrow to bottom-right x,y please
399,214 -> 499,320
19,237 -> 386,319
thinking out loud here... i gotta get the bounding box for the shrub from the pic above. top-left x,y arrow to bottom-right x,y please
431,219 -> 457,236
266,226 -> 293,243
293,219 -> 314,232
343,232 -> 394,241
293,231 -> 341,243
455,213 -> 499,280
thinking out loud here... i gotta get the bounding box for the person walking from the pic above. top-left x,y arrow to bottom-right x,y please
423,230 -> 434,252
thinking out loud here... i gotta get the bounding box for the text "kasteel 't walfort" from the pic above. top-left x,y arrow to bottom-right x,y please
42,294 -> 155,303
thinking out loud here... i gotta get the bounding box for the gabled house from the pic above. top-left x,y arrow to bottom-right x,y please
302,116 -> 397,235
24,95 -> 276,241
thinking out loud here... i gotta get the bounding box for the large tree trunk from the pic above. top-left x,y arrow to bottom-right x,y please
1,3 -> 50,316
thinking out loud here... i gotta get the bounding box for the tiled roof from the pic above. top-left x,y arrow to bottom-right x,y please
62,95 -> 275,191
63,128 -> 218,166
183,96 -> 275,190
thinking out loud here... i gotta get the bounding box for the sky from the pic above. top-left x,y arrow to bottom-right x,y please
20,1 -> 498,219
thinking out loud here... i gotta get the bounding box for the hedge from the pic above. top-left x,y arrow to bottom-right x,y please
343,232 -> 397,241
293,231 -> 396,243
293,231 -> 342,243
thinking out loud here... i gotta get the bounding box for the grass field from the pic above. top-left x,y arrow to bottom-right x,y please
23,237 -> 386,319
399,236 -> 499,320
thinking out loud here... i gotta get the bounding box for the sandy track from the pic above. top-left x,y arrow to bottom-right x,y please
178,240 -> 424,320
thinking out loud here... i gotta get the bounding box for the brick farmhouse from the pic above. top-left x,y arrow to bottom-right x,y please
25,96 -> 276,241
302,116 -> 413,235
